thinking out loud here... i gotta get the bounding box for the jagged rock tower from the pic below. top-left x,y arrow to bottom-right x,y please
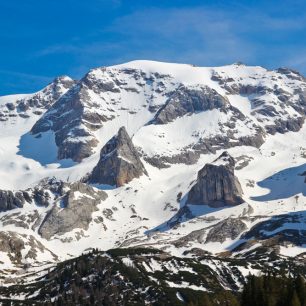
187,151 -> 244,207
88,126 -> 147,187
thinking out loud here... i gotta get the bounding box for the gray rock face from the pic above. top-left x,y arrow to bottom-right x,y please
38,182 -> 107,240
265,117 -> 305,135
142,84 -> 265,168
88,126 -> 147,187
205,218 -> 247,243
31,81 -> 104,162
0,179 -> 108,241
187,151 -> 244,207
0,190 -> 27,212
153,85 -> 228,124
30,71 -> 122,162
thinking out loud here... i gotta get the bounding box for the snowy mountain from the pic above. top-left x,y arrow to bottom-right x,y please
0,60 -> 305,301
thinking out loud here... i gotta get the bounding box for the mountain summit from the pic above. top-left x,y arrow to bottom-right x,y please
0,60 -> 305,300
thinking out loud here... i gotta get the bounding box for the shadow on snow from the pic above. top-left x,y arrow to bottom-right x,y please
17,131 -> 75,168
251,163 -> 306,202
146,192 -> 234,234
225,210 -> 306,252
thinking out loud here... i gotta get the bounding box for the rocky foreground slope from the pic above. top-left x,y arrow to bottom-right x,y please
0,60 -> 305,302
0,248 -> 305,305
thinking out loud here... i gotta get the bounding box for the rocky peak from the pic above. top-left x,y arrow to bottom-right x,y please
16,75 -> 76,112
47,75 -> 76,99
187,151 -> 244,207
88,126 -> 147,187
211,151 -> 235,168
53,75 -> 74,84
0,76 -> 75,123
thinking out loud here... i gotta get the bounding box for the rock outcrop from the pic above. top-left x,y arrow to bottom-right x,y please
0,231 -> 57,264
0,190 -> 27,212
153,85 -> 229,124
88,126 -> 147,187
0,179 -> 62,213
187,151 -> 244,207
173,217 -> 247,247
205,218 -> 247,243
38,182 -> 107,240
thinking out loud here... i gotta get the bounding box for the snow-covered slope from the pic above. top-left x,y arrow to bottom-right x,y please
0,60 -> 305,285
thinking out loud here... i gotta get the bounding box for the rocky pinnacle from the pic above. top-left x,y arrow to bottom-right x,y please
88,126 -> 147,187
187,151 -> 244,207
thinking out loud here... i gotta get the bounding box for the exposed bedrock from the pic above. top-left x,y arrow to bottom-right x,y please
152,85 -> 229,124
38,182 -> 107,240
187,151 -> 244,207
88,126 -> 147,187
0,190 -> 27,212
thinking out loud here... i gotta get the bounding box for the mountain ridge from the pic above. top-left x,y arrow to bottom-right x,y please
0,60 -> 305,300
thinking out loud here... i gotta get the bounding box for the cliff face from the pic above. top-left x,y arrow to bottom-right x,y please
0,190 -> 26,212
88,126 -> 147,187
187,152 -> 244,207
153,85 -> 229,124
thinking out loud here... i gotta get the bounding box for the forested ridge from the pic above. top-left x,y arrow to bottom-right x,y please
0,249 -> 305,306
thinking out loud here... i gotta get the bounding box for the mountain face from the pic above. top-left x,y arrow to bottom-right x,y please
153,85 -> 231,124
88,126 -> 147,186
0,60 -> 306,302
29,67 -> 175,162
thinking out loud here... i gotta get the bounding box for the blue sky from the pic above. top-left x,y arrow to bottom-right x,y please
0,0 -> 305,94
